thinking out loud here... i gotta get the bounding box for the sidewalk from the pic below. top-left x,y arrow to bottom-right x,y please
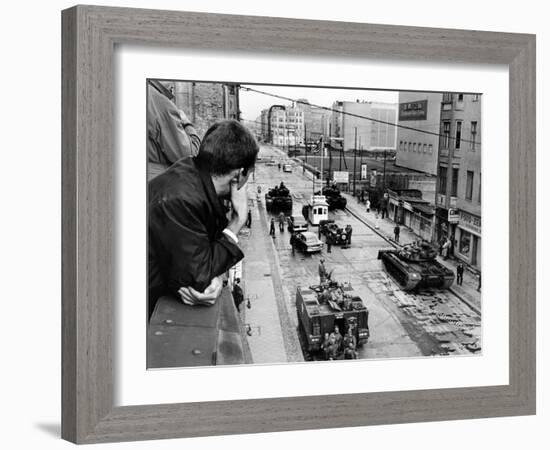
342,193 -> 482,314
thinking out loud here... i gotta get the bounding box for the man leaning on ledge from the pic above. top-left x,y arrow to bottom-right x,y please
147,120 -> 259,319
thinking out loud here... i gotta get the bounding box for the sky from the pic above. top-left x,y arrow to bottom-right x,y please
239,84 -> 399,124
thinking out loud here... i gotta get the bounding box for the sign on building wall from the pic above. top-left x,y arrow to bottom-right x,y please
448,208 -> 460,224
333,171 -> 349,184
459,210 -> 481,235
399,100 -> 428,121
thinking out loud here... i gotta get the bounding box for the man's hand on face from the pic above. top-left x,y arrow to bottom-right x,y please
178,276 -> 223,306
226,176 -> 249,236
231,176 -> 249,222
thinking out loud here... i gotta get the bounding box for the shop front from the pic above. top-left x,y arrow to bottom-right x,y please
456,210 -> 481,268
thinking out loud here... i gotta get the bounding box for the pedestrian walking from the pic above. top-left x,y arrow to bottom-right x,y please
278,162 -> 281,171
326,234 -> 332,253
442,238 -> 451,260
269,218 -> 275,236
456,263 -> 464,286
394,224 -> 400,243
246,209 -> 252,228
278,211 -> 285,232
232,278 -> 244,312
290,233 -> 296,255
366,199 -> 371,213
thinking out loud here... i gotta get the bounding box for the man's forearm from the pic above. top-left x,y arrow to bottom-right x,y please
226,214 -> 247,238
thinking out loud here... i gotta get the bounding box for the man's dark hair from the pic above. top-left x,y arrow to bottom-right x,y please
195,120 -> 259,175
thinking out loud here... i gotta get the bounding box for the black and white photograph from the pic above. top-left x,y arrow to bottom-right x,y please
146,79 -> 482,368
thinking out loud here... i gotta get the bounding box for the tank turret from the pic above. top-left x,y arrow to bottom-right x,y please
265,183 -> 292,212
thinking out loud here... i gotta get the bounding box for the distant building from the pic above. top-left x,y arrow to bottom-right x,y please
395,92 -> 442,176
162,81 -> 240,138
331,101 -> 397,152
261,104 -> 304,147
297,99 -> 329,142
434,92 -> 482,268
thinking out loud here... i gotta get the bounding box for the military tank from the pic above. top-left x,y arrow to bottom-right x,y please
295,279 -> 369,357
378,241 -> 455,291
315,186 -> 347,210
265,182 -> 292,213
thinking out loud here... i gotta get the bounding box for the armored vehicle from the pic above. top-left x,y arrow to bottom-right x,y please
315,186 -> 347,210
319,220 -> 349,246
296,280 -> 370,357
378,241 -> 455,291
265,183 -> 292,213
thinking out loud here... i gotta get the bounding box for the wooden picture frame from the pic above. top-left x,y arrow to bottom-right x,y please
61,5 -> 536,444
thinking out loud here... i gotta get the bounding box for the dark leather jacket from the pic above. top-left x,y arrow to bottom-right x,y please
148,158 -> 244,305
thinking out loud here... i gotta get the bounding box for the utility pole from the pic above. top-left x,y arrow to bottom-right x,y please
328,126 -> 333,186
320,136 -> 324,188
304,124 -> 307,173
353,127 -> 358,196
382,149 -> 387,191
359,136 -> 364,182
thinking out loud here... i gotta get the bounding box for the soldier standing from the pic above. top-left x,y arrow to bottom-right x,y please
345,225 -> 353,246
319,258 -> 328,284
290,233 -> 296,255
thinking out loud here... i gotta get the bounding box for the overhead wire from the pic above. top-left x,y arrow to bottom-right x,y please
240,85 -> 481,147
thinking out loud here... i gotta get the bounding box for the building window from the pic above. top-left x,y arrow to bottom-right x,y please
423,144 -> 427,153
428,144 -> 433,154
457,93 -> 464,102
472,94 -> 480,102
466,170 -> 474,200
442,121 -> 451,148
451,168 -> 459,197
408,142 -> 411,152
413,143 -> 417,152
455,121 -> 462,149
470,121 -> 478,151
399,141 -> 403,151
459,229 -> 471,255
442,92 -> 452,103
439,166 -> 447,194
478,172 -> 482,203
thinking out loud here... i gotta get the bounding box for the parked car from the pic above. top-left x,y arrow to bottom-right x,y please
288,214 -> 308,233
292,231 -> 324,253
266,159 -> 277,166
283,163 -> 292,173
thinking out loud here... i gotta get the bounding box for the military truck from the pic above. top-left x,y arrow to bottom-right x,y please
295,280 -> 370,357
378,241 -> 455,291
319,220 -> 350,246
265,183 -> 292,213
